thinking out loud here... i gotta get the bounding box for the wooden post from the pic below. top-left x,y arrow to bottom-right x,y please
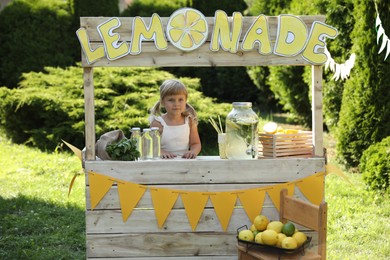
311,65 -> 324,157
83,67 -> 95,160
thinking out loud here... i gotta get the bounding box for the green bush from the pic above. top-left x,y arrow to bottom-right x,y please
336,0 -> 390,167
121,0 -> 186,17
0,0 -> 78,88
360,136 -> 390,193
70,0 -> 119,17
0,65 -> 230,153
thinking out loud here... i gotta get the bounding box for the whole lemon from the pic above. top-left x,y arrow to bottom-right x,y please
281,222 -> 296,236
253,215 -> 269,231
261,229 -> 278,246
281,237 -> 298,249
238,229 -> 254,242
267,221 -> 284,233
276,233 -> 287,247
292,231 -> 307,246
255,232 -> 263,244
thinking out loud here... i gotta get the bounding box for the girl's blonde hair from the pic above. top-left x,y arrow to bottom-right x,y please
150,79 -> 198,124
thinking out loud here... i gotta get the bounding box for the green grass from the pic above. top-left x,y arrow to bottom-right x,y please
0,130 -> 389,259
0,135 -> 86,259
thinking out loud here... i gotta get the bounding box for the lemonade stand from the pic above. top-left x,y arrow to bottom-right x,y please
77,8 -> 336,259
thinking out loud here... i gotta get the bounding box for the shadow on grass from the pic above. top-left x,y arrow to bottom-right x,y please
0,194 -> 85,259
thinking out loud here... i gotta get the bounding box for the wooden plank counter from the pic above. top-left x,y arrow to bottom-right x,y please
84,157 -> 325,259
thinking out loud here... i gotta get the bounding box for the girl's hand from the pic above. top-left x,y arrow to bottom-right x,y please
182,151 -> 196,159
161,151 -> 177,159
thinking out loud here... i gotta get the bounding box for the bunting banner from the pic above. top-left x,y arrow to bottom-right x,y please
181,191 -> 209,231
88,172 -> 115,210
209,191 -> 238,231
85,166 -> 350,231
237,188 -> 266,223
295,171 -> 325,205
117,181 -> 147,222
376,8 -> 390,60
266,183 -> 295,212
324,47 -> 356,81
150,187 -> 180,228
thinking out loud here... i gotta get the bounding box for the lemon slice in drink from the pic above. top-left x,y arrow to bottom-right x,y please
167,8 -> 208,51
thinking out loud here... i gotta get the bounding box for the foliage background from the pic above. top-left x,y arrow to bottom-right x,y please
0,0 -> 388,186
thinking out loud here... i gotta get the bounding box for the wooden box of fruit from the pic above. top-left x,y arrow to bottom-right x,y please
258,122 -> 313,158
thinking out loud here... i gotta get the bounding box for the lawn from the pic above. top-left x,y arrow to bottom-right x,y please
0,131 -> 389,259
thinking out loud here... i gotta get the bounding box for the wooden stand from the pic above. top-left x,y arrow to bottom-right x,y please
80,14 -> 327,259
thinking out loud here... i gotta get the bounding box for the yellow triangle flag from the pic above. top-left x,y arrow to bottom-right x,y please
237,188 -> 266,223
326,164 -> 352,184
62,139 -> 82,160
209,192 -> 237,231
267,183 -> 295,212
150,187 -> 179,229
88,172 -> 114,210
181,191 -> 209,231
117,181 -> 147,222
296,172 -> 325,205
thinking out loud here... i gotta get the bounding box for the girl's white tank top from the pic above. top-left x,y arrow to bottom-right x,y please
153,116 -> 190,156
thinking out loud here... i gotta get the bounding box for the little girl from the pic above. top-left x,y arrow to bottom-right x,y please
149,79 -> 201,159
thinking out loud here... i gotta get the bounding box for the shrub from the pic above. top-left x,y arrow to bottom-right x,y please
0,0 -> 78,88
360,136 -> 390,193
121,0 -> 186,17
336,0 -> 390,167
0,65 -> 230,153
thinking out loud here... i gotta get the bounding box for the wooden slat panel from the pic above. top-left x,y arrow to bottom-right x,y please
84,157 -> 325,185
87,231 -> 319,258
87,232 -> 319,258
86,208 -> 279,234
81,44 -> 314,67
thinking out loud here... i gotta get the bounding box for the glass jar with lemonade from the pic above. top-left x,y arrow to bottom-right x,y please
225,102 -> 259,159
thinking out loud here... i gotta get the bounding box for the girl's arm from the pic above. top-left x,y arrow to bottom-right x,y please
182,118 -> 201,159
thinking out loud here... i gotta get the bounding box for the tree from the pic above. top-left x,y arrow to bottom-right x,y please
336,0 -> 390,168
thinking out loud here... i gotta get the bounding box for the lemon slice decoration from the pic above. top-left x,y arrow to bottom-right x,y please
167,8 -> 208,51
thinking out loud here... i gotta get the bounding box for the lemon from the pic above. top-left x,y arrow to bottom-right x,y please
253,214 -> 269,231
167,8 -> 208,51
263,122 -> 278,134
261,229 -> 278,246
281,222 -> 296,236
292,231 -> 307,246
281,237 -> 298,249
276,233 -> 287,247
249,224 -> 257,232
276,126 -> 284,133
284,129 -> 299,134
238,229 -> 254,242
255,232 -> 263,244
267,221 -> 284,233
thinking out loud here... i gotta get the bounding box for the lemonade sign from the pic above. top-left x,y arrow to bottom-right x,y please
76,8 -> 338,65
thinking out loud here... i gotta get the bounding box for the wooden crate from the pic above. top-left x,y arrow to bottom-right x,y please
258,131 -> 314,158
